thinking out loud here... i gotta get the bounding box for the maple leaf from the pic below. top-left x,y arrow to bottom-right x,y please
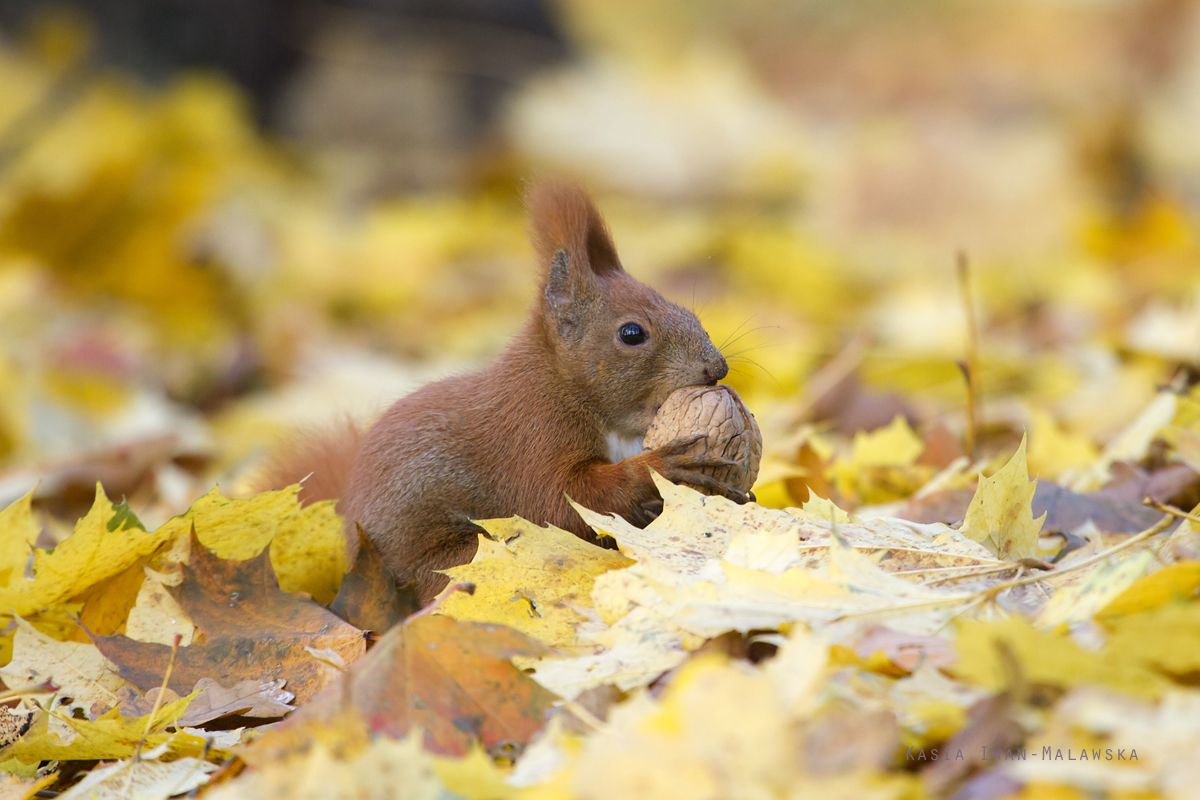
0,617 -> 126,722
117,677 -> 295,727
437,518 -> 632,650
0,485 -> 166,618
274,613 -> 557,757
155,484 -> 349,605
0,488 -> 38,589
90,530 -> 365,705
328,525 -> 418,632
959,434 -> 1046,560
0,693 -> 205,765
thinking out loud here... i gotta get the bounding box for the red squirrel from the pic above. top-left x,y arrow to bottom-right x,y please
263,180 -> 747,604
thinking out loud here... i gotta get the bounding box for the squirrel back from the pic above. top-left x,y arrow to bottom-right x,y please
264,179 -> 741,605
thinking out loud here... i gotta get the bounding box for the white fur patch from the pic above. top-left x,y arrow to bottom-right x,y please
606,432 -> 645,464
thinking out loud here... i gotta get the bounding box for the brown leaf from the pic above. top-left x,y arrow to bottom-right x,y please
118,677 -> 295,727
91,530 -> 365,704
922,692 -> 1024,797
276,613 -> 557,757
853,625 -> 957,672
1094,461 -> 1200,509
802,704 -> 899,775
329,525 -> 419,632
900,481 -> 1165,534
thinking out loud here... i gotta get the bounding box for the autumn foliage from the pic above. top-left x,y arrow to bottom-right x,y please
4,3 -> 1200,799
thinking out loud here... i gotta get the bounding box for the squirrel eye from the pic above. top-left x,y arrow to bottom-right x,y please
619,322 -> 647,346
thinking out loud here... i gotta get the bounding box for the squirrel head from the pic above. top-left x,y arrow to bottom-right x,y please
527,179 -> 728,439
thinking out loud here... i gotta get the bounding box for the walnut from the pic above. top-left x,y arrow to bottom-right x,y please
643,385 -> 762,494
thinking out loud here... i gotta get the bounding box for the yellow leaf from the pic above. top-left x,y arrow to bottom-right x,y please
204,733 -> 439,800
846,415 -> 925,468
156,485 -> 348,605
1096,561 -> 1200,621
1034,553 -> 1152,629
0,617 -> 127,722
0,487 -> 37,589
74,555 -> 151,636
3,693 -> 203,764
830,415 -> 929,504
432,745 -> 516,800
124,571 -> 194,646
1027,408 -> 1098,481
0,486 -> 165,618
959,434 -> 1045,560
1102,602 -> 1200,678
954,618 -> 1168,699
437,519 -> 631,650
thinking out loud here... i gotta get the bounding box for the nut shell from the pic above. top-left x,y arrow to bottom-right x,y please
642,385 -> 762,494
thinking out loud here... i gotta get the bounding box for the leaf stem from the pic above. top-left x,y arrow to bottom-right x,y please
135,633 -> 181,761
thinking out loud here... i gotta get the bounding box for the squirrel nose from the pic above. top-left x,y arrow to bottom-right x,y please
703,356 -> 729,386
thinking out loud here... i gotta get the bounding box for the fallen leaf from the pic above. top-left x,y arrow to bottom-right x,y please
207,733 -> 441,800
1034,552 -> 1153,629
0,617 -> 126,721
0,693 -> 206,764
56,746 -> 216,800
960,434 -> 1046,559
831,414 -> 931,504
1095,560 -> 1200,620
1102,601 -> 1200,680
124,569 -> 194,646
0,485 -> 166,617
91,531 -> 365,704
155,485 -> 349,605
118,677 -> 294,727
74,554 -> 151,637
0,488 -> 38,589
954,618 -> 1168,699
328,525 -> 417,632
281,613 -> 557,756
438,518 -> 631,650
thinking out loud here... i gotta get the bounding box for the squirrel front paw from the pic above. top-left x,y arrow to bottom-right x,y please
647,435 -> 752,504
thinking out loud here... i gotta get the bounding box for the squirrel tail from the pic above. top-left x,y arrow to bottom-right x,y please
254,418 -> 362,507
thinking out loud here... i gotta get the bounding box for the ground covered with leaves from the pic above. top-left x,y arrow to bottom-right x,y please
4,3 -> 1200,799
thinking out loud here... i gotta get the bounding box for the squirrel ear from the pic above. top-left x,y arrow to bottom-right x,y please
527,178 -> 623,278
543,249 -> 587,338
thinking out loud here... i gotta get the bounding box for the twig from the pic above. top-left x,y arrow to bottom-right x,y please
134,634 -> 181,761
971,513 -> 1173,600
0,679 -> 57,703
562,699 -> 607,733
1144,497 -> 1200,525
957,251 -> 980,459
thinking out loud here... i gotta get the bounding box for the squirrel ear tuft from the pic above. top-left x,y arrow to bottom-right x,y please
526,178 -> 623,278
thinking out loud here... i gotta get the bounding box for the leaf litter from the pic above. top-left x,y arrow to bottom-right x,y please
4,7 -> 1200,799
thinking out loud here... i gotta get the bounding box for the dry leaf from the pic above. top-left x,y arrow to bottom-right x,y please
279,614 -> 557,756
91,531 -> 365,705
960,435 -> 1046,560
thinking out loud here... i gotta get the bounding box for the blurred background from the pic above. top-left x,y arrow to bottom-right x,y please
2,0 -> 1200,538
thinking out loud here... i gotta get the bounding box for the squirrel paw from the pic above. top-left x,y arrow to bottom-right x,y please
649,435 -> 752,504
